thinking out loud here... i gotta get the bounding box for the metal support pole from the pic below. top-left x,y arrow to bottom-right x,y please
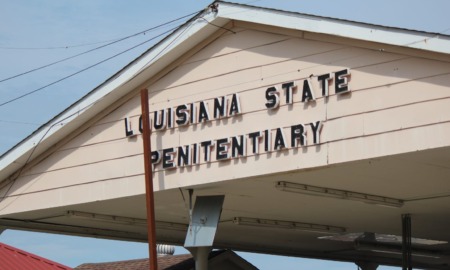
402,214 -> 412,270
141,89 -> 158,270
187,247 -> 212,270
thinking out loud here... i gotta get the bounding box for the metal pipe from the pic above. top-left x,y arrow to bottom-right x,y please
141,89 -> 158,270
402,214 -> 412,270
195,247 -> 211,270
188,247 -> 211,270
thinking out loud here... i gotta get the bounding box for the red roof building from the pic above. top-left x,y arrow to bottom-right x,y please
75,250 -> 258,270
0,242 -> 73,270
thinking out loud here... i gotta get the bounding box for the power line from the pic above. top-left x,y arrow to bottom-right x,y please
0,9 -> 206,204
0,115 -> 58,206
0,41 -> 114,50
0,45 -> 144,202
0,11 -> 199,51
0,26 -> 179,108
0,10 -> 200,84
0,120 -> 39,126
0,37 -> 133,50
133,15 -> 197,77
199,17 -> 236,34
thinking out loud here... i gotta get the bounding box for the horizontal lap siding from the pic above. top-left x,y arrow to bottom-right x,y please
326,76 -> 450,141
3,24 -> 450,214
1,174 -> 145,215
328,122 -> 450,164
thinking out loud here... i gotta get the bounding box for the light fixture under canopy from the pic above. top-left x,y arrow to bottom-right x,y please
276,181 -> 404,208
233,217 -> 346,234
67,210 -> 188,231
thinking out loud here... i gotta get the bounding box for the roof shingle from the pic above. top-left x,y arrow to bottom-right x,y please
75,254 -> 193,270
0,242 -> 73,270
74,250 -> 230,270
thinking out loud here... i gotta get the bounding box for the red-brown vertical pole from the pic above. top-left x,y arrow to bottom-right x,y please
141,89 -> 158,270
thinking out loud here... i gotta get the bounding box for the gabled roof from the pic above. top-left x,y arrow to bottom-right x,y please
0,242 -> 73,270
1,0 -> 450,184
74,250 -> 258,270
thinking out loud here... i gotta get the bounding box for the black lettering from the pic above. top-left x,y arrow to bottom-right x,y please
153,110 -> 166,130
229,93 -> 241,116
162,148 -> 176,169
190,103 -> 196,124
231,135 -> 246,158
177,145 -> 191,167
124,117 -> 134,137
167,107 -> 173,128
335,69 -> 350,94
151,151 -> 161,165
213,96 -> 227,119
264,130 -> 271,152
139,115 -> 143,133
265,87 -> 279,109
301,79 -> 315,102
192,143 -> 199,164
282,82 -> 295,104
198,101 -> 210,122
216,138 -> 230,160
176,105 -> 189,126
274,128 -> 287,150
310,121 -> 323,144
291,124 -> 306,147
248,131 -> 262,154
318,73 -> 333,97
200,140 -> 214,162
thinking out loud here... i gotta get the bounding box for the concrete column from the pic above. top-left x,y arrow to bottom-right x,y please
187,247 -> 212,270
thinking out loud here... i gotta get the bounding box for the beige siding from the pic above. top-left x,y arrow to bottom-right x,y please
2,23 -> 450,215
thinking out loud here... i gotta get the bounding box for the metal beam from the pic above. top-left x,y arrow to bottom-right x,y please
0,218 -> 147,242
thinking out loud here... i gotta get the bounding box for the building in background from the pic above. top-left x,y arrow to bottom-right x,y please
0,242 -> 73,270
75,250 -> 258,270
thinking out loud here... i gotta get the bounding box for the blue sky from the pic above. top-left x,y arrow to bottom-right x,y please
0,0 -> 449,268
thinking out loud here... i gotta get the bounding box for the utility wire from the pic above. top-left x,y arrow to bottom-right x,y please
0,10 -> 201,204
0,39 -> 120,50
0,63 -> 129,204
0,11 -> 200,84
0,36 -> 139,50
0,119 -> 39,126
199,17 -> 236,34
0,26 -> 179,108
0,95 -> 90,206
0,118 -> 56,205
133,15 -> 196,77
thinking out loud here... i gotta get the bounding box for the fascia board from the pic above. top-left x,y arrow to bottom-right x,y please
217,2 -> 450,55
